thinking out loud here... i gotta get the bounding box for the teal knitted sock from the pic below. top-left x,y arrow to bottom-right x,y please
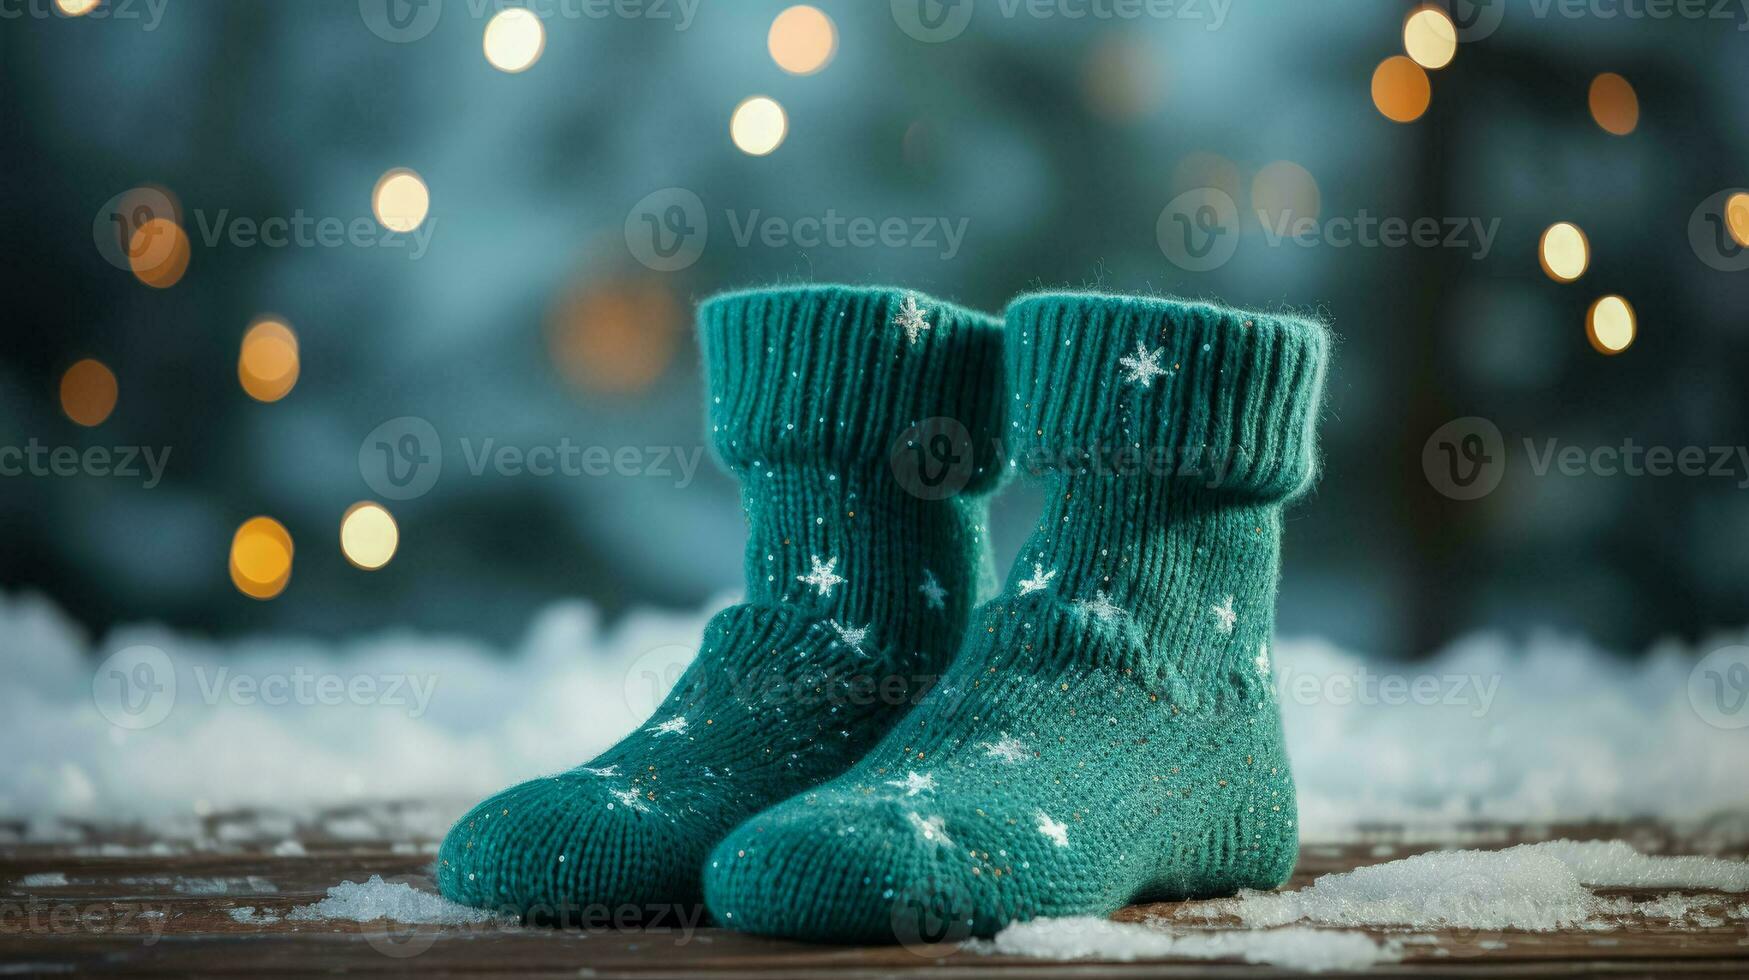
436,285 -> 1006,921
702,292 -> 1329,942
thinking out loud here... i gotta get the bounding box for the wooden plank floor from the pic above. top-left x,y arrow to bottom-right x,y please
2,816 -> 1745,977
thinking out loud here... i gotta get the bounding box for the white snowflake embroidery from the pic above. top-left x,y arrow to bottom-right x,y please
1254,643 -> 1271,678
1117,342 -> 1168,388
646,716 -> 688,737
580,764 -> 619,777
609,787 -> 650,812
919,570 -> 948,611
797,554 -> 846,597
1073,590 -> 1124,624
886,771 -> 936,796
981,734 -> 1030,764
1036,811 -> 1070,847
1211,595 -> 1237,635
1017,564 -> 1057,597
892,293 -> 932,344
829,619 -> 870,655
906,811 -> 952,846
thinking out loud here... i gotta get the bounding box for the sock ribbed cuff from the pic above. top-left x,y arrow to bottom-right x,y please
1005,292 -> 1330,499
700,284 -> 1006,493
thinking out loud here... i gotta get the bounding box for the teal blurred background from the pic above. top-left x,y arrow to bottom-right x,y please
3,0 -> 1747,657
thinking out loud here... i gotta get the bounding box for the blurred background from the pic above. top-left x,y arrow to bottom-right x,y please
4,0 -> 1747,660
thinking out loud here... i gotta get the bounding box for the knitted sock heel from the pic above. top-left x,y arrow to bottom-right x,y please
702,291 -> 1329,942
436,284 -> 1006,921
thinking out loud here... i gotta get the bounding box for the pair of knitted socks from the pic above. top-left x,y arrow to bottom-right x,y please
437,285 -> 1329,943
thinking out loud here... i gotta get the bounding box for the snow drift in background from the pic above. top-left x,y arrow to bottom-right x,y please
1,591 -> 1744,840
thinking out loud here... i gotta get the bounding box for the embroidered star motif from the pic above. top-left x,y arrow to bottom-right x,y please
906,811 -> 952,846
886,771 -> 936,796
646,716 -> 688,737
981,734 -> 1030,764
1211,595 -> 1237,635
829,619 -> 869,655
919,569 -> 948,610
1118,342 -> 1168,388
797,554 -> 846,597
1073,590 -> 1124,624
1036,811 -> 1070,847
1018,564 -> 1057,596
892,293 -> 932,344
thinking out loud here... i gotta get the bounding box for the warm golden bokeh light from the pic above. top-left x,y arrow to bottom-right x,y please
1372,56 -> 1431,123
1588,73 -> 1639,136
768,5 -> 836,75
1586,295 -> 1636,354
730,96 -> 788,156
1402,6 -> 1457,70
56,0 -> 101,14
1727,192 -> 1749,248
238,318 -> 301,403
60,359 -> 117,427
1538,222 -> 1590,283
483,8 -> 545,73
1252,160 -> 1321,226
340,502 -> 399,570
1082,35 -> 1165,120
373,168 -> 430,233
549,279 -> 683,394
128,217 -> 189,288
230,517 -> 294,600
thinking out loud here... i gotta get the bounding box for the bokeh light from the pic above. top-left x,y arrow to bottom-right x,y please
1586,295 -> 1636,354
372,168 -> 430,233
768,5 -> 836,75
1372,56 -> 1431,123
55,0 -> 100,14
230,517 -> 294,600
1252,160 -> 1321,226
340,502 -> 399,570
1538,222 -> 1589,283
1171,152 -> 1242,201
238,318 -> 300,403
1402,6 -> 1457,70
60,359 -> 117,427
1727,192 -> 1749,248
730,96 -> 788,156
128,217 -> 189,288
1588,73 -> 1638,136
549,279 -> 683,394
1082,35 -> 1165,120
483,8 -> 545,73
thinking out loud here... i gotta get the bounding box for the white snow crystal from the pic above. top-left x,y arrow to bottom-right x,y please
796,555 -> 846,597
981,734 -> 1030,764
828,620 -> 870,655
1117,343 -> 1169,388
1035,811 -> 1069,847
885,771 -> 936,797
227,906 -> 281,925
906,811 -> 952,846
1017,564 -> 1056,597
1072,591 -> 1124,624
918,570 -> 948,610
286,875 -> 502,925
1211,595 -> 1237,634
645,716 -> 688,737
979,917 -> 1400,972
609,787 -> 651,812
892,294 -> 932,344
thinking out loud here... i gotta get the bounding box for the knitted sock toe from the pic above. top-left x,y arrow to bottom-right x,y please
438,285 -> 1006,920
703,292 -> 1330,942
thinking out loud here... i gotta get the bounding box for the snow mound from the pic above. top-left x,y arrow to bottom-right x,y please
978,918 -> 1400,973
227,906 -> 280,925
285,875 -> 502,925
19,872 -> 68,887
